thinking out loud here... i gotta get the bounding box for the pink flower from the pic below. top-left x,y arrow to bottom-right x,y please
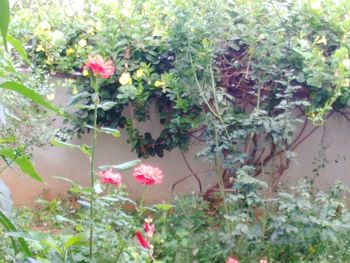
260,259 -> 268,263
84,55 -> 115,79
132,164 -> 163,185
226,257 -> 239,263
144,222 -> 155,239
98,169 -> 122,186
135,231 -> 150,249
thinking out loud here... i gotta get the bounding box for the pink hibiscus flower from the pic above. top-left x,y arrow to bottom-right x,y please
84,54 -> 115,79
132,164 -> 163,185
98,169 -> 122,186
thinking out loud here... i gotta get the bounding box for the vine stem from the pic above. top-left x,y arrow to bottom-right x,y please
89,78 -> 99,260
114,186 -> 148,262
214,126 -> 228,214
114,222 -> 136,263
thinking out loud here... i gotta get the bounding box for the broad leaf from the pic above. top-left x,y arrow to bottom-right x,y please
98,101 -> 117,111
64,235 -> 85,249
0,211 -> 33,257
98,159 -> 140,171
100,127 -> 121,138
67,91 -> 90,106
0,0 -> 10,49
6,34 -> 30,64
51,139 -> 81,150
0,148 -> 43,182
51,139 -> 91,157
0,135 -> 15,144
154,203 -> 174,212
0,81 -> 61,114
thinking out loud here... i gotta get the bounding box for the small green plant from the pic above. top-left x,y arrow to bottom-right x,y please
0,1 -> 65,259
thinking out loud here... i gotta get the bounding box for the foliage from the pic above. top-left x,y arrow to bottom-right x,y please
153,177 -> 350,263
0,1 -> 65,258
2,1 -> 350,262
2,178 -> 350,262
0,181 -> 154,263
0,0 -> 9,48
0,26 -> 60,151
8,1 -> 350,193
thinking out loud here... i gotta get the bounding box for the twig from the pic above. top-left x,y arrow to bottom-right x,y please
180,151 -> 202,193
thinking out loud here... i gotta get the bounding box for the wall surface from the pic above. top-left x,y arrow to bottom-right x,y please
281,113 -> 350,189
3,80 -> 350,206
2,83 -> 214,205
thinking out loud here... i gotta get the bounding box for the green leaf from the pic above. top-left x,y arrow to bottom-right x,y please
41,237 -> 63,255
0,136 -> 16,144
0,211 -> 33,257
98,101 -> 118,111
0,0 -> 10,49
79,144 -> 91,157
154,203 -> 174,212
67,91 -> 90,106
98,159 -> 141,171
52,176 -> 77,185
64,235 -> 85,250
6,35 -> 30,64
0,81 -> 61,114
51,139 -> 91,157
0,148 -> 43,182
51,139 -> 81,150
100,127 -> 121,138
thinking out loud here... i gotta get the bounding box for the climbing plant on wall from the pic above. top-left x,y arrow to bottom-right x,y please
9,0 -> 350,196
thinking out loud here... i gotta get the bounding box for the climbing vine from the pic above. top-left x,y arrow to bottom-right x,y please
9,0 -> 350,195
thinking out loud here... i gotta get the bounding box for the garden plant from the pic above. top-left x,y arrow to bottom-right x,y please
1,0 -> 350,262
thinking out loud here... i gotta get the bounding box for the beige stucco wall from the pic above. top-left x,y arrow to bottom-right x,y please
281,113 -> 350,189
2,82 -> 215,205
3,78 -> 350,205
2,132 -> 214,205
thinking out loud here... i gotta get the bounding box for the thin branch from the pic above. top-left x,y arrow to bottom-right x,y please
180,151 -> 202,193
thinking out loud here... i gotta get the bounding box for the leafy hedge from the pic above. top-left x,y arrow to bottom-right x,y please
10,0 -> 350,168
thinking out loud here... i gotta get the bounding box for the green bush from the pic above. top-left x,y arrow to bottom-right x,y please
9,0 -> 350,181
3,1 -> 350,262
154,177 -> 350,263
3,177 -> 350,263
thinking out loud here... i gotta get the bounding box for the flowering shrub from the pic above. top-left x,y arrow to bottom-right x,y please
2,178 -> 350,262
7,1 -> 350,203
3,1 -> 350,263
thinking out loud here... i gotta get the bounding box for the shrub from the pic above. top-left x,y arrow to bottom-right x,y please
3,177 -> 350,262
9,0 -> 350,189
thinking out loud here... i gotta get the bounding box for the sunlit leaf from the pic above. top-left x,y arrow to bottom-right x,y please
100,127 -> 121,138
0,0 -> 10,49
51,139 -> 91,157
98,159 -> 141,171
6,35 -> 30,64
64,235 -> 85,249
0,213 -> 33,257
0,148 -> 43,182
0,81 -> 61,114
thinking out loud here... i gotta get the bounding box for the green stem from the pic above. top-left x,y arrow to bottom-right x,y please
114,222 -> 136,263
114,186 -> 148,262
139,185 -> 148,210
214,126 -> 228,215
89,79 -> 99,260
